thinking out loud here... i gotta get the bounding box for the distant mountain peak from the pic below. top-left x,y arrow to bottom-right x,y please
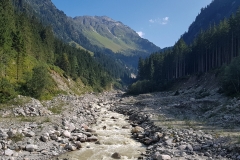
72,15 -> 160,54
23,0 -> 160,69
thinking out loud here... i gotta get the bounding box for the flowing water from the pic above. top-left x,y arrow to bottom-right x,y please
57,106 -> 146,160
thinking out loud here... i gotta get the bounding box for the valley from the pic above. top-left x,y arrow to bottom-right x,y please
1,79 -> 240,159
1,0 -> 240,159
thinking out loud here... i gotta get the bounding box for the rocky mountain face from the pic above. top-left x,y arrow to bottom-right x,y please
73,16 -> 160,55
182,0 -> 240,44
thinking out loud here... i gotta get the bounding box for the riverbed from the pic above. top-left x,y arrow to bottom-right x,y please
57,103 -> 146,160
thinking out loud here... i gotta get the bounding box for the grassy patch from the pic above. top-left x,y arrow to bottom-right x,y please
0,96 -> 32,111
166,123 -> 173,129
10,96 -> 32,106
20,116 -> 35,122
41,117 -> 51,123
48,105 -> 63,114
9,133 -> 24,143
185,120 -> 195,129
158,115 -> 166,121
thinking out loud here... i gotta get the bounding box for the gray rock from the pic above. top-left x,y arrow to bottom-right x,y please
193,145 -> 201,151
187,144 -> 193,151
75,141 -> 82,149
50,134 -> 58,140
52,151 -> 59,156
69,123 -> 76,131
153,152 -> 171,160
163,136 -> 169,141
41,135 -> 48,142
180,151 -> 187,157
62,130 -> 71,138
24,131 -> 35,137
0,132 -> 8,139
4,149 -> 14,156
87,136 -> 98,142
165,138 -> 173,146
18,108 -> 26,116
65,144 -> 76,151
86,128 -> 96,132
178,144 -> 187,150
54,131 -> 61,136
7,129 -> 17,138
25,144 -> 38,152
111,152 -> 121,159
131,126 -> 144,133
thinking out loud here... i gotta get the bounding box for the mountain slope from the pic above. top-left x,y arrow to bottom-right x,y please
129,1 -> 240,95
73,16 -> 160,55
0,0 -> 117,102
182,0 -> 240,44
23,0 -> 160,59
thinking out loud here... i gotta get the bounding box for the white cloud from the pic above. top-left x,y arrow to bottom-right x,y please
163,17 -> 169,21
149,17 -> 169,25
149,19 -> 154,23
161,17 -> 169,25
136,31 -> 145,38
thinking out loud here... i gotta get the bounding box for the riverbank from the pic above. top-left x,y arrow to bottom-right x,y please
0,88 -> 240,160
112,89 -> 240,160
0,91 -> 125,159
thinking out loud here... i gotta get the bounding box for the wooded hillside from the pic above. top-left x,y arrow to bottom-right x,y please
129,7 -> 240,95
0,0 -> 116,102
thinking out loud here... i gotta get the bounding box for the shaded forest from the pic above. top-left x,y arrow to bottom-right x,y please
182,0 -> 240,44
129,7 -> 240,95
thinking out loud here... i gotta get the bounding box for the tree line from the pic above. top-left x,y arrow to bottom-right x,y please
129,7 -> 240,95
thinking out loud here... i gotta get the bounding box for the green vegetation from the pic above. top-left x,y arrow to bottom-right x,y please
41,117 -> 51,123
22,1 -> 160,72
0,78 -> 17,103
221,56 -> 240,95
48,105 -> 63,114
9,133 -> 24,143
84,30 -> 124,53
20,116 -> 34,122
0,0 -> 117,102
129,7 -> 240,96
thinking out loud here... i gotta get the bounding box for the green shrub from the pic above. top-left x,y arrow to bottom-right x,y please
127,80 -> 155,94
22,64 -> 59,100
221,56 -> 240,96
0,78 -> 17,103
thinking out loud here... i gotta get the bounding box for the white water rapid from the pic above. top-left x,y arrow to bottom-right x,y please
57,105 -> 146,160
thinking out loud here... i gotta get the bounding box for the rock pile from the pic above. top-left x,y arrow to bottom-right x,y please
0,92 -> 118,160
113,102 -> 240,160
12,98 -> 52,117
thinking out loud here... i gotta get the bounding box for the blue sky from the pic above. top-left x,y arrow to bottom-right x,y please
51,0 -> 212,48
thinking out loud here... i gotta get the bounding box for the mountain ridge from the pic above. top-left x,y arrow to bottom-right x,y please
23,0 -> 160,63
72,15 -> 159,55
182,0 -> 240,44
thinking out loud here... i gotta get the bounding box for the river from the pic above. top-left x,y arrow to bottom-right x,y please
57,104 -> 146,160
